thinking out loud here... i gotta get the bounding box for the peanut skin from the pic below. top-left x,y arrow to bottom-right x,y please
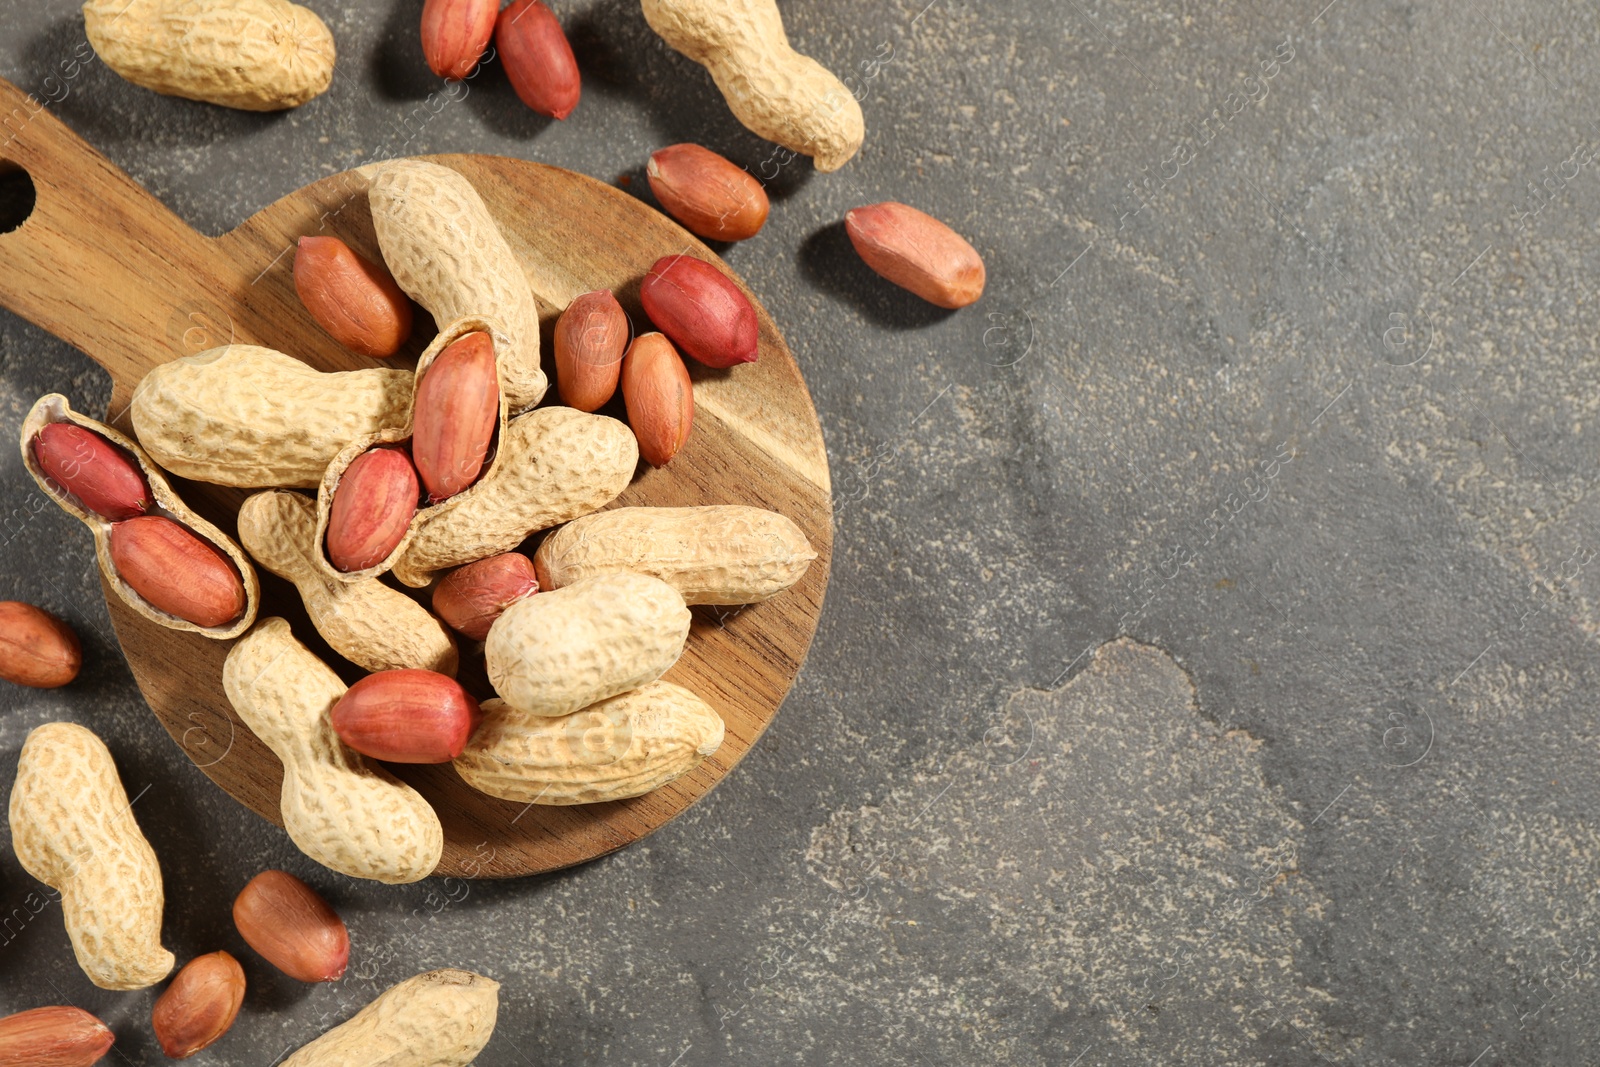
294,236 -> 414,358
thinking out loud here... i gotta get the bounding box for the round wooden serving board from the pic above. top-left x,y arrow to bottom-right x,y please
0,77 -> 831,879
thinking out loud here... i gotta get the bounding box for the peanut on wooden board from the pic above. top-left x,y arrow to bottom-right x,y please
456,681 -> 725,805
391,406 -> 637,588
223,618 -> 444,883
486,571 -> 690,718
497,0 -> 581,119
647,143 -> 770,241
621,332 -> 694,468
641,0 -> 865,172
330,669 -> 482,764
554,290 -> 630,412
294,236 -> 414,358
239,491 -> 458,676
369,160 -> 549,412
32,421 -> 152,520
432,552 -> 539,641
280,968 -> 499,1067
420,0 -> 496,79
24,394 -> 260,639
0,1006 -> 114,1066
132,345 -> 413,488
312,317 -> 512,584
324,446 -> 420,574
845,201 -> 987,309
232,870 -> 349,983
8,722 -> 175,990
110,516 -> 249,630
640,254 -> 759,368
84,0 -> 335,110
151,951 -> 245,1059
535,505 -> 816,605
413,330 -> 500,502
0,601 -> 81,688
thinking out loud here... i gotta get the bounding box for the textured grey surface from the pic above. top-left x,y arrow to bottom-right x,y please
3,0 -> 1600,1063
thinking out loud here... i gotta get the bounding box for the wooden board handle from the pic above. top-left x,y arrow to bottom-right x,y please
0,76 -> 242,392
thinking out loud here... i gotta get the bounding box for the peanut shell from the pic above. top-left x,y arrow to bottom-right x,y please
8,722 -> 175,990
222,618 -> 444,883
391,406 -> 637,588
280,969 -> 498,1067
534,504 -> 816,605
131,346 -> 413,488
456,682 -> 725,804
22,394 -> 260,639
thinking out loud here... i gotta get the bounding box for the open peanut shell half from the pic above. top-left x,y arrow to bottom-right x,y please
20,393 -> 260,639
311,315 -> 513,584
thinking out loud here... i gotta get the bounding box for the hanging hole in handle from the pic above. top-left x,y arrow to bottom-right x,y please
0,163 -> 37,234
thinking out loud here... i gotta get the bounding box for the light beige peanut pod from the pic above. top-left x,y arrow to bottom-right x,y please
131,346 -> 413,488
368,159 -> 549,412
456,682 -> 725,804
392,406 -> 637,587
641,0 -> 865,172
239,491 -> 458,676
223,618 -> 444,883
486,572 -> 689,717
281,968 -> 499,1067
21,394 -> 260,639
84,0 -> 335,111
311,317 -> 511,584
8,722 -> 175,990
535,505 -> 817,605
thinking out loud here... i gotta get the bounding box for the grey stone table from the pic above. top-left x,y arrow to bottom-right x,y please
3,0 -> 1599,1063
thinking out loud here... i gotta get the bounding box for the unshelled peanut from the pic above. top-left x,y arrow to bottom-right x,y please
535,505 -> 816,604
368,160 -> 548,412
413,331 -> 499,502
232,870 -> 349,983
0,1006 -> 114,1066
294,236 -> 414,358
83,0 -> 335,110
392,406 -> 637,587
239,491 -> 458,676
151,951 -> 245,1059
554,290 -> 630,412
110,516 -> 248,629
432,553 -> 539,641
325,447 -> 420,573
640,254 -> 759,367
845,201 -> 986,309
132,346 -> 412,488
640,0 -> 864,171
647,143 -> 769,241
621,332 -> 694,467
330,670 -> 481,764
456,682 -> 725,804
421,0 -> 496,79
281,969 -> 499,1067
497,0 -> 581,119
223,618 -> 444,883
0,601 -> 81,688
486,572 -> 690,717
8,722 -> 175,989
32,422 -> 151,520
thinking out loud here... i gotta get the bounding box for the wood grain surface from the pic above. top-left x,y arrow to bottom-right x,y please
0,77 -> 831,879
